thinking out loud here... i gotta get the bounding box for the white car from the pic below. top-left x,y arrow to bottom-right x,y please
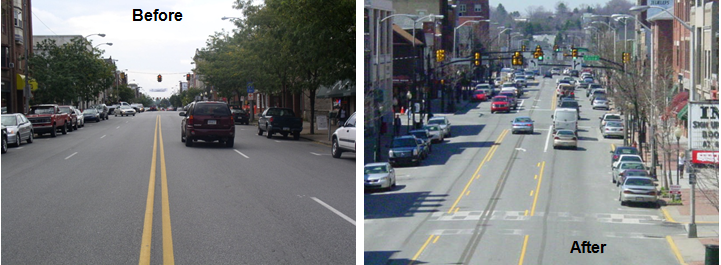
364,162 -> 396,191
115,106 -> 136,116
428,116 -> 452,137
331,112 -> 355,158
73,109 -> 84,128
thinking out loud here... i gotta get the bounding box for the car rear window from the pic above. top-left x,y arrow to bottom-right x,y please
606,121 -> 623,127
194,104 -> 230,116
557,130 -> 575,136
618,148 -> 638,154
624,178 -> 653,186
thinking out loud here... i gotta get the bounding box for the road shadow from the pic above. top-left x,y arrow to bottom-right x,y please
422,140 -> 496,166
364,251 -> 430,265
577,136 -> 598,141
448,124 -> 485,137
364,191 -> 447,219
365,184 -> 407,194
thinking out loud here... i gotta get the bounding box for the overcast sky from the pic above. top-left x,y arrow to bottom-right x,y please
32,0 -> 248,100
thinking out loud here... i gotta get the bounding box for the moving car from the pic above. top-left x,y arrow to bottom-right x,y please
499,91 -> 518,109
602,121 -> 625,138
551,108 -> 578,133
388,135 -> 423,166
514,76 -> 528,88
619,177 -> 658,207
1,113 -> 34,146
553,129 -> 577,149
364,162 -> 396,191
83,108 -> 101,122
427,116 -> 452,137
115,105 -> 136,116
94,104 -> 109,120
471,89 -> 488,102
558,99 -> 581,118
423,124 -> 444,143
331,112 -> 356,158
180,101 -> 235,147
543,72 -> 553,78
511,116 -> 534,134
491,96 -> 511,114
475,84 -> 493,96
551,67 -> 561,75
592,96 -> 610,110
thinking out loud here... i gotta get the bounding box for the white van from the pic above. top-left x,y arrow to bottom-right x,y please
552,108 -> 578,133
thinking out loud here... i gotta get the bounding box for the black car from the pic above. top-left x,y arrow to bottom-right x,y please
543,72 -> 553,78
180,101 -> 235,147
231,109 -> 250,125
2,124 -> 7,154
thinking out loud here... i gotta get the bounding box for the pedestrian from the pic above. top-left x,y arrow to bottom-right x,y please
678,153 -> 685,178
339,108 -> 347,124
394,114 -> 401,136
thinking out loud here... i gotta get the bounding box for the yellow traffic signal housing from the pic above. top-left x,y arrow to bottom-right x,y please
572,49 -> 578,60
554,44 -> 559,52
436,49 -> 446,62
474,52 -> 481,66
521,45 -> 526,52
622,52 -> 631,63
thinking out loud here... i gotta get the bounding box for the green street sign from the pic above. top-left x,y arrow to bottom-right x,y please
576,48 -> 589,52
584,55 -> 600,61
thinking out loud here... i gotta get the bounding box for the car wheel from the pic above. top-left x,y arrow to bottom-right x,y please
133,114 -> 135,116
281,133 -> 288,138
266,125 -> 272,139
185,135 -> 193,147
14,134 -> 21,147
68,122 -> 73,132
51,126 -> 57,137
293,132 -> 300,140
181,131 -> 185,142
61,123 -> 68,135
331,138 -> 342,158
73,122 -> 78,130
26,131 -> 33,143
257,126 -> 263,135
97,119 -> 100,123
1,136 -> 6,154
225,138 -> 234,148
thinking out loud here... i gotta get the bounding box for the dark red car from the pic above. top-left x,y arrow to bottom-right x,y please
490,96 -> 511,114
472,89 -> 488,102
180,101 -> 235,147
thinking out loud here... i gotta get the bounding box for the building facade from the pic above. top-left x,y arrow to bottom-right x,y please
2,0 -> 33,113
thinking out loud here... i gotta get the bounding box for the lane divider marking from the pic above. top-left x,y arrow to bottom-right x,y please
234,149 -> 249,158
408,234 -> 436,265
138,116 -> 159,265
100,135 -> 106,139
530,161 -> 546,216
518,235 -> 529,265
311,197 -> 355,226
158,116 -> 175,264
64,152 -> 77,160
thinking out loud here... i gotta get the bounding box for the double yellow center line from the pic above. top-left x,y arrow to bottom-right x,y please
139,115 -> 175,265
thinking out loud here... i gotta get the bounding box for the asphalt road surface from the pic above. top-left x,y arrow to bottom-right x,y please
365,76 -> 686,264
2,110 -> 355,264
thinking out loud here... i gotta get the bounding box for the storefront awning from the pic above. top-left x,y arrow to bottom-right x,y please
316,80 -> 355,98
677,104 -> 688,120
16,74 -> 38,91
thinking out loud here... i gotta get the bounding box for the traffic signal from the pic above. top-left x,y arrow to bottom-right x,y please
436,49 -> 446,62
474,52 -> 481,66
538,54 -> 544,61
521,45 -> 526,52
512,51 -> 524,66
622,52 -> 630,63
186,73 -> 191,81
157,74 -> 162,82
120,72 -> 125,80
554,44 -> 559,52
533,46 -> 544,61
572,49 -> 578,60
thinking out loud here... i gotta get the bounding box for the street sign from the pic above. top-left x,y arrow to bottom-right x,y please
248,93 -> 254,100
247,87 -> 255,93
689,174 -> 697,185
584,55 -> 600,61
669,185 -> 681,194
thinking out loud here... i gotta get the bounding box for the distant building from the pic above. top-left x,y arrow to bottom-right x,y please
2,0 -> 34,113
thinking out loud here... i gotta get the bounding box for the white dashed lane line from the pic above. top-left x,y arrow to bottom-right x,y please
311,197 -> 355,226
100,135 -> 106,139
65,152 -> 78,160
233,149 -> 249,158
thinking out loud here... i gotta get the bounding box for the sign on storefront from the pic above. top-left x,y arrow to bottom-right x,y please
689,102 -> 719,150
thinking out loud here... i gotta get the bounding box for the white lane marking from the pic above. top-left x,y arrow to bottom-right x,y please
15,147 -> 23,149
515,148 -> 526,152
311,197 -> 355,226
544,125 -> 552,152
126,121 -> 129,123
310,152 -> 323,156
116,126 -> 120,129
64,152 -> 78,160
233,149 -> 249,158
100,135 -> 106,139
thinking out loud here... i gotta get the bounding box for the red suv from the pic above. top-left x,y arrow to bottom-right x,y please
180,101 -> 235,147
490,96 -> 511,113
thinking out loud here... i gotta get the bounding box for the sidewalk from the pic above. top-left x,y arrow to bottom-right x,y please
645,136 -> 720,265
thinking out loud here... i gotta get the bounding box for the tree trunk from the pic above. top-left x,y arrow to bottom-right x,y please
309,88 -> 315,134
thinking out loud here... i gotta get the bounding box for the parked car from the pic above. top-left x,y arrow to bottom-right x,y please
619,177 -> 658,207
592,96 -> 610,110
388,135 -> 423,166
553,129 -> 577,149
1,125 -> 7,154
599,113 -> 623,130
58,105 -> 79,131
83,108 -> 102,123
74,109 -> 84,128
257,107 -> 303,140
94,104 -> 109,120
180,101 -> 235,147
331,112 -> 356,158
26,104 -> 69,137
115,106 -> 136,116
364,162 -> 396,191
409,129 -> 432,156
511,116 -> 534,134
611,146 -> 639,165
423,124 -> 444,143
613,161 -> 647,184
602,121 -> 625,139
491,96 -> 511,114
1,113 -> 34,146
427,116 -> 452,137
617,169 -> 653,186
612,154 -> 644,169
231,109 -> 250,125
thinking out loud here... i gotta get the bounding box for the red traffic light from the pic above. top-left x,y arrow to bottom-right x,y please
157,74 -> 162,82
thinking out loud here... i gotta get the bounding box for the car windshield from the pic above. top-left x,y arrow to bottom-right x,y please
515,117 -> 532,123
83,109 -> 97,114
1,116 -> 17,126
365,165 -> 389,174
605,115 -> 621,120
624,178 -> 654,186
560,101 -> 578,108
557,130 -> 575,136
428,119 -> 445,125
626,171 -> 649,177
493,97 -> 508,102
621,156 -> 642,162
28,106 -> 54,114
594,97 -> 607,101
617,148 -> 639,155
392,138 -> 417,148
424,125 -> 440,131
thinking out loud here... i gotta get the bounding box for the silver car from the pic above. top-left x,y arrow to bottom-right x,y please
428,116 -> 452,137
364,162 -> 396,191
552,130 -> 577,149
1,113 -> 34,146
511,116 -> 534,134
613,161 -> 646,184
619,177 -> 658,207
592,97 -> 609,110
602,121 -> 624,138
423,125 -> 444,143
74,109 -> 85,128
115,105 -> 136,116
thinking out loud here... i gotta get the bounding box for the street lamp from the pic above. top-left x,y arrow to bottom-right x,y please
453,20 -> 489,58
630,4 -> 698,239
674,127 -> 683,185
221,16 -> 240,21
85,33 -> 106,38
497,28 -> 512,50
94,43 -> 113,48
406,90 -> 412,133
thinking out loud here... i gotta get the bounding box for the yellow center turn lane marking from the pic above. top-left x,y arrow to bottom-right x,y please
448,129 -> 509,213
518,235 -> 529,265
530,161 -> 546,216
408,235 -> 439,265
138,116 -> 175,265
665,236 -> 687,265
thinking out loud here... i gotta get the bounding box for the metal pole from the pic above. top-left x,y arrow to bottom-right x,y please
687,24 -> 697,239
676,137 -> 680,185
649,28 -> 657,178
23,0 -> 30,114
